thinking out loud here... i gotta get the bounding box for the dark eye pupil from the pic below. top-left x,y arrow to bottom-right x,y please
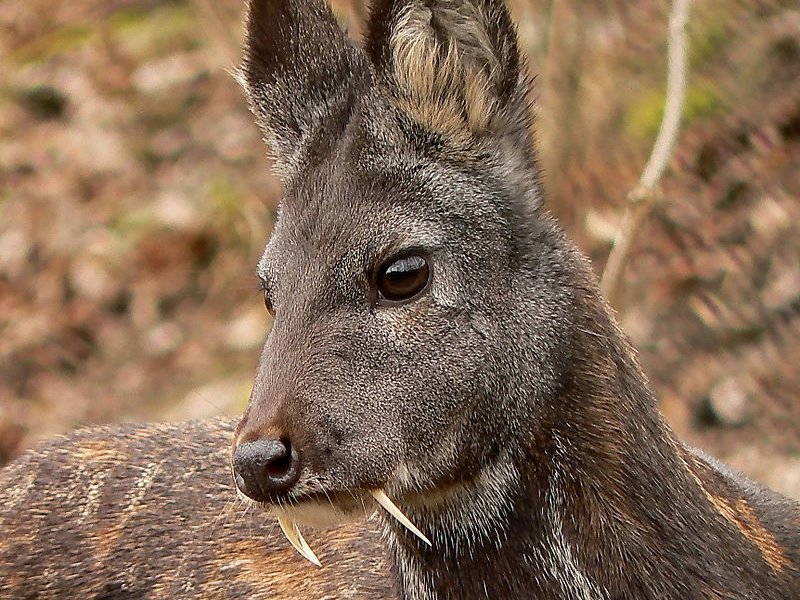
378,255 -> 430,302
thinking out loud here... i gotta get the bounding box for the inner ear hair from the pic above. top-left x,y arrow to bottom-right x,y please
365,0 -> 523,144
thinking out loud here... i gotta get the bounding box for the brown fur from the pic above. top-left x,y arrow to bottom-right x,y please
1,0 -> 799,598
0,420 -> 396,599
684,451 -> 790,573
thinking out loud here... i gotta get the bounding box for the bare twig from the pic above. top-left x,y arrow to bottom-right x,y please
599,0 -> 691,306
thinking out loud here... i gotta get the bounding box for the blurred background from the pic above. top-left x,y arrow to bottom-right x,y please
1,0 -> 798,497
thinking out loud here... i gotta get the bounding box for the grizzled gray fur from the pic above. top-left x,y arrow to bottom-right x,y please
1,0 -> 799,598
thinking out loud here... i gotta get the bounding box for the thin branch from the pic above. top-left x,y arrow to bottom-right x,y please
600,0 -> 691,306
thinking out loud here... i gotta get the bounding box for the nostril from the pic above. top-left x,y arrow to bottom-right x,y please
264,438 -> 293,478
232,437 -> 301,502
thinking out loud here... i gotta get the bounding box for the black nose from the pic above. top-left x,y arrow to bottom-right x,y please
232,437 -> 301,502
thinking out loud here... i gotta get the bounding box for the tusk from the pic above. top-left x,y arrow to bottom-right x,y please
277,515 -> 322,566
371,489 -> 432,547
295,526 -> 322,566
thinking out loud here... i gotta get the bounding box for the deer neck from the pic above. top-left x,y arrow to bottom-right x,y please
382,283 -> 699,600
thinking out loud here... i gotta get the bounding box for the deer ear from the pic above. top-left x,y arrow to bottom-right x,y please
241,0 -> 367,176
364,0 -> 530,146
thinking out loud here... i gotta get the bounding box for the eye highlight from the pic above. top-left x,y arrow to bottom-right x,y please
376,254 -> 431,303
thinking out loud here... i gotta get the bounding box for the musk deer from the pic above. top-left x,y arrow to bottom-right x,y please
2,0 -> 799,598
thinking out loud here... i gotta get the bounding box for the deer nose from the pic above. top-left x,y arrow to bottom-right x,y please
232,437 -> 301,502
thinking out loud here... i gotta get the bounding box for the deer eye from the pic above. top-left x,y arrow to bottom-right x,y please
377,254 -> 431,303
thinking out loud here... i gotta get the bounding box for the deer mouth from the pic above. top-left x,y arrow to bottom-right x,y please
230,437 -> 434,564
272,488 -> 371,525
253,486 -> 432,566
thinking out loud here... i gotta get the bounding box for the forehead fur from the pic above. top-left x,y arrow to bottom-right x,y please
257,135 -> 518,287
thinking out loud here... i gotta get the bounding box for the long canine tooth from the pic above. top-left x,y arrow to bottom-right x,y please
277,515 -> 322,566
295,526 -> 322,567
371,489 -> 432,547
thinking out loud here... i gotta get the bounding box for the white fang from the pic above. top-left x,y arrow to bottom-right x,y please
371,489 -> 432,547
277,515 -> 322,566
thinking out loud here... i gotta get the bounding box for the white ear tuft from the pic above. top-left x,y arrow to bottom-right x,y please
366,0 -> 527,147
